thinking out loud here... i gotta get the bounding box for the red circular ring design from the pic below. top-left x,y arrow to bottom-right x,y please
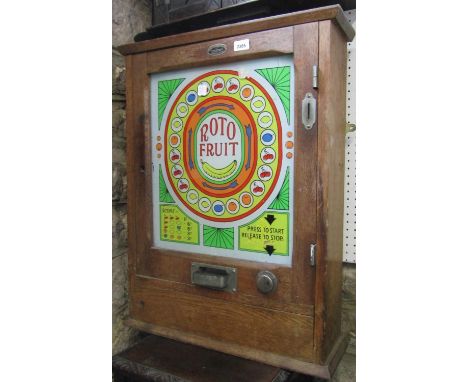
163,70 -> 283,223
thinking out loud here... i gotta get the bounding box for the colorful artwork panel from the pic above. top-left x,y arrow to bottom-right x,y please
255,66 -> 291,124
203,226 -> 234,250
160,205 -> 199,245
158,78 -> 185,129
238,212 -> 289,256
151,56 -> 295,266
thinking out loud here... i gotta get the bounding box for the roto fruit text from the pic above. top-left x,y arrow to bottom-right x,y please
198,115 -> 239,157
196,113 -> 243,182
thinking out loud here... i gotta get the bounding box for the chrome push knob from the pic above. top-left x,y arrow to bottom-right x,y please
256,270 -> 278,294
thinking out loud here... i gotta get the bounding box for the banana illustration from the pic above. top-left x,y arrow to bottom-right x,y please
201,160 -> 237,180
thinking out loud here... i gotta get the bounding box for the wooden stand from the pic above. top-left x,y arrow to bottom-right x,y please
113,335 -> 300,382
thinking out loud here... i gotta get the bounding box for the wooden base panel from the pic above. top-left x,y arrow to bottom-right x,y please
131,279 -> 315,360
113,334 -> 288,382
127,319 -> 345,379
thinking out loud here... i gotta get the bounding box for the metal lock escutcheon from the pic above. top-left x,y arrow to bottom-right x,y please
302,92 -> 317,130
256,270 -> 278,294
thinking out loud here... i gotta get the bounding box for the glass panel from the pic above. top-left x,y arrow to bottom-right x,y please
150,56 -> 295,266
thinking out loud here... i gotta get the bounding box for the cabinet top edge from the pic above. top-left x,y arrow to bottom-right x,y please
117,4 -> 355,56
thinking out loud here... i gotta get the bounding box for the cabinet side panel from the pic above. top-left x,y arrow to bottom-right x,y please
126,53 -> 149,317
125,54 -> 137,313
315,20 -> 347,363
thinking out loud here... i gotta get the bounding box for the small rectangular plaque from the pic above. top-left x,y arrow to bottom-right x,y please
234,39 -> 249,51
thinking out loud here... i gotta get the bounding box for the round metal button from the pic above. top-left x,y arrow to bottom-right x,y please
256,270 -> 278,294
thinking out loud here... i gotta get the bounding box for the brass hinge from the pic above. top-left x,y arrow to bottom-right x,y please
312,65 -> 318,89
310,243 -> 316,266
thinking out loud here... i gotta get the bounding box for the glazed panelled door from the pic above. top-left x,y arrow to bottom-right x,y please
132,24 -> 320,366
151,56 -> 294,265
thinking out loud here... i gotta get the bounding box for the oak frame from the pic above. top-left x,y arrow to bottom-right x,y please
119,5 -> 352,378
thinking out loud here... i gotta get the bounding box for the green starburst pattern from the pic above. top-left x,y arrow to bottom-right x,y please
159,165 -> 174,203
268,167 -> 290,210
158,78 -> 185,129
203,226 -> 234,249
255,66 -> 291,124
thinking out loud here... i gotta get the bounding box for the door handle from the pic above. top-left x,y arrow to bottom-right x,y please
191,262 -> 237,292
192,270 -> 228,289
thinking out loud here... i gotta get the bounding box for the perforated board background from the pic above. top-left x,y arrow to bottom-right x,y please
343,9 -> 356,263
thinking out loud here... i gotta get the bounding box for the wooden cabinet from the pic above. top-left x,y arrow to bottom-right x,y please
118,5 -> 354,379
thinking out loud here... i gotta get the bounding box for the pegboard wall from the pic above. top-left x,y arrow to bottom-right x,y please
343,9 -> 356,263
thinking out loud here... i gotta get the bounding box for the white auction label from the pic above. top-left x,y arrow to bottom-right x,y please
234,39 -> 250,52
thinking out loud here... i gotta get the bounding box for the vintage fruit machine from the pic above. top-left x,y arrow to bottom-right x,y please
118,5 -> 354,379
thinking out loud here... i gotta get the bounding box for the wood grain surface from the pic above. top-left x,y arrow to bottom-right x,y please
290,22 -> 319,307
117,5 -> 354,56
121,9 -> 350,376
113,335 -> 286,382
146,27 -> 293,74
314,20 -> 347,363
126,319 -> 333,379
131,276 -> 315,360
